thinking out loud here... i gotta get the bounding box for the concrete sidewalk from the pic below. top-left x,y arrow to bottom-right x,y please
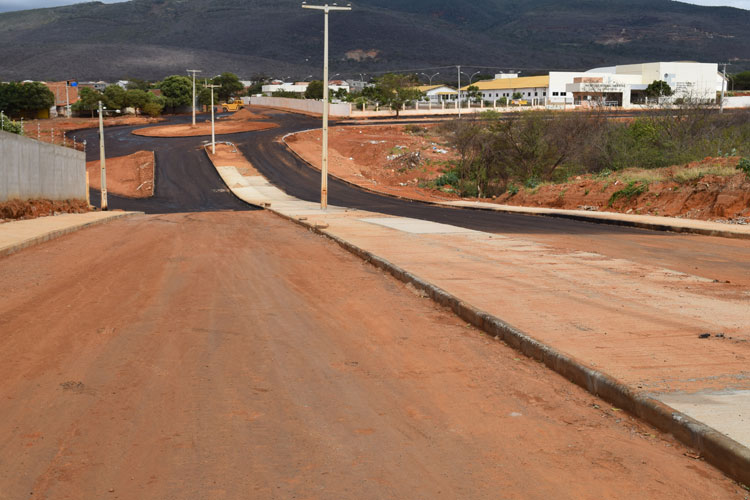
0,211 -> 141,258
213,161 -> 750,485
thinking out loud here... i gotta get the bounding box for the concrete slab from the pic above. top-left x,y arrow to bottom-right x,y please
360,216 -> 481,234
0,211 -> 141,257
659,391 -> 750,449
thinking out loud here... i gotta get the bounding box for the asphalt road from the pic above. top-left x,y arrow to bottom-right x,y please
75,108 -> 750,285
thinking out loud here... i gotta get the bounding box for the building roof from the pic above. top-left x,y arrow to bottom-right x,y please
461,75 -> 549,91
417,84 -> 457,93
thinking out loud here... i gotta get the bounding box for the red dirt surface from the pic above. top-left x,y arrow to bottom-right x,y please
287,125 -> 461,202
226,108 -> 269,121
287,125 -> 750,222
207,143 -> 260,176
0,211 -> 742,499
86,151 -> 155,198
132,119 -> 277,137
0,199 -> 89,223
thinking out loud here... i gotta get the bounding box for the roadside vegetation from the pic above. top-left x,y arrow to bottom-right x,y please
434,106 -> 750,198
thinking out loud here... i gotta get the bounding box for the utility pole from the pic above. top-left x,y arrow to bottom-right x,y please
457,66 -> 461,118
719,62 -> 729,114
98,101 -> 108,211
302,1 -> 352,210
187,69 -> 202,126
205,84 -> 221,154
65,82 -> 70,118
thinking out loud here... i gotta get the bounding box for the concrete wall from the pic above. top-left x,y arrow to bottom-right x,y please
0,131 -> 87,202
248,96 -> 352,117
724,96 -> 750,109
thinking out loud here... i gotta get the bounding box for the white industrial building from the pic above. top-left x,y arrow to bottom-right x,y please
261,81 -> 349,96
462,62 -> 723,108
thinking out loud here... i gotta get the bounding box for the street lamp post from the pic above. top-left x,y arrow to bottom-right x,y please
205,84 -> 221,154
187,69 -> 202,126
421,72 -> 440,85
301,1 -> 352,210
98,101 -> 108,211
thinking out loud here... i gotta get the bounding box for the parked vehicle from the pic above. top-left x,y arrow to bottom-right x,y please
221,101 -> 244,112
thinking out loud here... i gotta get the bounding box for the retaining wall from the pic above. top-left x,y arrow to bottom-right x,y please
724,96 -> 750,109
0,131 -> 87,202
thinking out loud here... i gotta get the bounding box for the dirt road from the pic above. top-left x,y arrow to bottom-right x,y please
0,212 -> 742,499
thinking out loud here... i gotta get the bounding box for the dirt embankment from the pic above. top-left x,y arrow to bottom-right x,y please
86,151 -> 155,198
132,109 -> 277,137
286,125 -> 461,202
287,124 -> 750,222
0,199 -> 89,223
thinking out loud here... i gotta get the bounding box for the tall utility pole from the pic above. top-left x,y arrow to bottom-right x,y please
205,83 -> 221,154
719,62 -> 729,114
65,82 -> 71,118
98,101 -> 108,211
187,69 -> 202,126
301,2 -> 352,210
457,65 -> 461,118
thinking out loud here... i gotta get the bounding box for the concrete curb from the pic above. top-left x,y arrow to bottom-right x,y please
0,212 -> 142,259
271,207 -> 750,487
281,130 -> 750,241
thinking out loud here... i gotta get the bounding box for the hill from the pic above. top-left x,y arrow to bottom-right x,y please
0,0 -> 748,81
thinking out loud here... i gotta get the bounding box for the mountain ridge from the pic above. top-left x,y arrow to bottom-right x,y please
0,0 -> 748,81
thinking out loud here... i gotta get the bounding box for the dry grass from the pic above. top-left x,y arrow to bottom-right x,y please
617,169 -> 668,185
671,164 -> 738,183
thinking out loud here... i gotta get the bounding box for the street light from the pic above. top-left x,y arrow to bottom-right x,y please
301,1 -> 352,210
97,101 -> 108,211
187,69 -> 202,126
421,72 -> 440,85
205,83 -> 221,154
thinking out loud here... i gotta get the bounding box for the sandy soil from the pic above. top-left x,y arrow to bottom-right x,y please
0,211 -> 742,499
0,199 -> 89,223
86,151 -> 155,198
287,125 -> 750,222
132,119 -> 277,137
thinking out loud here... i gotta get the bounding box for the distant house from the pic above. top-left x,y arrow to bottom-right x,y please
42,81 -> 80,117
417,84 -> 457,104
79,81 -> 108,92
461,75 -> 549,105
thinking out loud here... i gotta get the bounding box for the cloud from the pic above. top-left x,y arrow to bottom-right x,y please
0,0 -> 128,13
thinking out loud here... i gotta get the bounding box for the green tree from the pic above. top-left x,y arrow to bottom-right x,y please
72,87 -> 104,117
159,75 -> 193,110
731,71 -> 750,91
512,92 -> 522,100
142,98 -> 164,117
212,73 -> 244,102
126,78 -> 152,91
466,85 -> 481,103
0,82 -> 54,117
103,84 -> 127,110
305,80 -> 324,99
124,89 -> 150,115
374,73 -> 423,117
645,80 -> 673,100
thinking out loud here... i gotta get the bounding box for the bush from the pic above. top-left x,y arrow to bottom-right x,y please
435,170 -> 459,187
1,116 -> 24,135
608,181 -> 647,206
738,157 -> 750,178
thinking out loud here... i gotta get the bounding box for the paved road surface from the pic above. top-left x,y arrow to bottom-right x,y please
0,212 -> 742,499
76,110 -> 750,286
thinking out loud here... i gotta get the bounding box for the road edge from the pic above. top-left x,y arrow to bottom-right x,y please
281,130 -> 750,240
0,211 -> 142,258
269,207 -> 750,488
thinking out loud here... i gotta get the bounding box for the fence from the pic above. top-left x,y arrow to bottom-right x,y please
0,130 -> 87,202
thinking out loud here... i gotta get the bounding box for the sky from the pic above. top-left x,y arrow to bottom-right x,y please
0,0 -> 749,12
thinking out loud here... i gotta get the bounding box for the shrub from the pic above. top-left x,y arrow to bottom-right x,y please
608,181 -> 647,207
435,170 -> 459,187
1,115 -> 24,135
738,157 -> 750,178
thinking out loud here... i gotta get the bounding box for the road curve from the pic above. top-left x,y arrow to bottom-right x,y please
76,109 -> 750,285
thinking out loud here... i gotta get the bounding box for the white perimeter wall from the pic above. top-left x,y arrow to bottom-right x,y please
249,96 -> 352,117
724,96 -> 750,108
0,131 -> 87,202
